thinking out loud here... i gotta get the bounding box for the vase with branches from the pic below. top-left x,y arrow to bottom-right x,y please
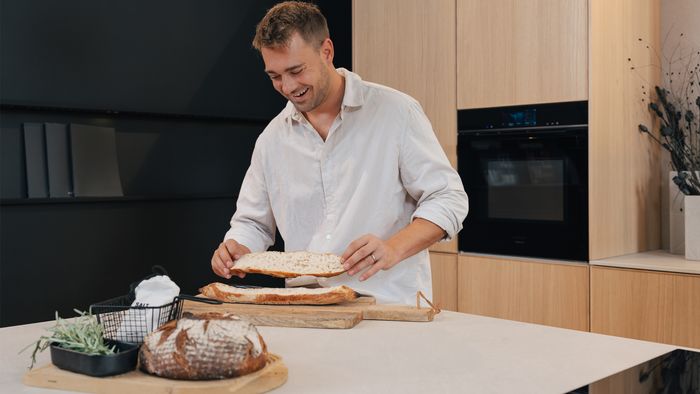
636,34 -> 700,196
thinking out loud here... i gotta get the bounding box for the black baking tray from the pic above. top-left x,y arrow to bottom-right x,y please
50,339 -> 139,377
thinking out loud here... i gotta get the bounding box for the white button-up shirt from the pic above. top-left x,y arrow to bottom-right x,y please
225,68 -> 468,305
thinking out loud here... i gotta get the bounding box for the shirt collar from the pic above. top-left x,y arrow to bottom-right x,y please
284,67 -> 365,123
338,67 -> 365,109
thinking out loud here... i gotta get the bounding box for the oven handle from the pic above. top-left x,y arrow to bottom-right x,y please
458,124 -> 587,135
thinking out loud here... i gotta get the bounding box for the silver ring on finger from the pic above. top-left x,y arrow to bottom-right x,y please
370,253 -> 377,263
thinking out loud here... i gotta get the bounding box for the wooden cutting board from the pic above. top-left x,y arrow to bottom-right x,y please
23,354 -> 287,394
183,295 -> 438,329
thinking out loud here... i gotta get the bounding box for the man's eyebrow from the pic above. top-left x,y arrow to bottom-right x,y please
265,64 -> 304,75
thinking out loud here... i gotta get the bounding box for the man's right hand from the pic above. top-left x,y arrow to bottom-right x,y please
211,239 -> 251,279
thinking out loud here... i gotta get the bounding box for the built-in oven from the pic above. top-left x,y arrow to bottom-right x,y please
457,101 -> 588,261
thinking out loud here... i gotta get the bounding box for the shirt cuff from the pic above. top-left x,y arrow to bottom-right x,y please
411,205 -> 463,242
223,228 -> 268,253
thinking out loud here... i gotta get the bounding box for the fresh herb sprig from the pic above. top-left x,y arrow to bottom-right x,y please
20,309 -> 115,369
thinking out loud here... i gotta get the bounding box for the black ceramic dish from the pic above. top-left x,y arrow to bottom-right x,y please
50,339 -> 140,377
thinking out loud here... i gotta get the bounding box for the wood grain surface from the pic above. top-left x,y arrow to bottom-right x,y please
23,354 -> 287,394
183,296 -> 437,328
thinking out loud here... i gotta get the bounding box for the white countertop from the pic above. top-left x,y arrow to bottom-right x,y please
591,249 -> 700,275
1,311 -> 678,394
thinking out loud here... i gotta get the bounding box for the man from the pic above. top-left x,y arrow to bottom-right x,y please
211,1 -> 468,304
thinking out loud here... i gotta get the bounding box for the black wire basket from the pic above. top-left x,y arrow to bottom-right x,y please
89,266 -> 223,345
89,294 -> 183,345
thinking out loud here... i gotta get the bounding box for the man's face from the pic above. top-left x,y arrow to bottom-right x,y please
261,32 -> 333,113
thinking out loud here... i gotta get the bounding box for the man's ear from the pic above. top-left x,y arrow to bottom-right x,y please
320,38 -> 334,64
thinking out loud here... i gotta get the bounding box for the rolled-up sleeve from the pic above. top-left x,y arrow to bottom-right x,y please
224,136 -> 276,252
399,101 -> 469,241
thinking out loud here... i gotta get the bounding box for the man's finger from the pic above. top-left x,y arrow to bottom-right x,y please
347,254 -> 374,276
211,256 -> 221,277
341,236 -> 370,262
224,241 -> 240,257
212,255 -> 230,279
344,244 -> 371,270
211,255 -> 222,276
220,257 -> 233,279
360,260 -> 383,281
370,247 -> 384,262
218,247 -> 234,269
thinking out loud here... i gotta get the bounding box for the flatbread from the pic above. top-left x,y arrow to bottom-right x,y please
229,251 -> 346,278
199,282 -> 358,305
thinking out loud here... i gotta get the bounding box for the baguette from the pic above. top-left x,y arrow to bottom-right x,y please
200,282 -> 358,305
229,251 -> 346,278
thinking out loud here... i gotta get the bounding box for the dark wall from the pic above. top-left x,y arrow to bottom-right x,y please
0,0 -> 352,120
0,111 -> 288,328
0,110 -> 263,199
1,198 -> 233,326
0,0 -> 351,326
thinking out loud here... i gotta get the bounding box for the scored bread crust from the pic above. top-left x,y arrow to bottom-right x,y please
139,312 -> 268,380
199,282 -> 358,305
229,251 -> 346,278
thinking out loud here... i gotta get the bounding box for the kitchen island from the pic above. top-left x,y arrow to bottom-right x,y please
1,310 -> 680,393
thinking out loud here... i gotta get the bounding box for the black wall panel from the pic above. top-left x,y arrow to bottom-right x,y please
0,199 -> 284,326
0,0 -> 352,120
0,0 -> 350,326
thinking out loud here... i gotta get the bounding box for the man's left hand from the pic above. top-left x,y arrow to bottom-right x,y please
340,234 -> 401,281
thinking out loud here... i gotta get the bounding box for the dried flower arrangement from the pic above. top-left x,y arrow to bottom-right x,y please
635,34 -> 700,196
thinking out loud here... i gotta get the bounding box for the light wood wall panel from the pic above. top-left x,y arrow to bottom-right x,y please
430,252 -> 458,311
457,0 -> 588,108
353,0 -> 458,253
589,0 -> 661,259
458,254 -> 589,331
591,266 -> 700,349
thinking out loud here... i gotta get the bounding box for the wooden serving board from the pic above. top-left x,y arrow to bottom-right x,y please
23,354 -> 287,394
183,296 -> 438,329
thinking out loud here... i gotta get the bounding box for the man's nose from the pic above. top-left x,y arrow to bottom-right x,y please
281,75 -> 296,95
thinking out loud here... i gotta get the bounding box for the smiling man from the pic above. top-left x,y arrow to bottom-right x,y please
210,1 -> 468,305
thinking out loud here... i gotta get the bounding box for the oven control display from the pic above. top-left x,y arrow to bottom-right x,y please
502,109 -> 536,127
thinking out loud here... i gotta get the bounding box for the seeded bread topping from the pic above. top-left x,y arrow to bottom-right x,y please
230,251 -> 346,278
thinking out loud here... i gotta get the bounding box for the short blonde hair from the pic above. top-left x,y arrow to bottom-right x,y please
252,1 -> 329,51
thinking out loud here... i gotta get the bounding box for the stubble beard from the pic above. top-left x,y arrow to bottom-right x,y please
293,64 -> 331,114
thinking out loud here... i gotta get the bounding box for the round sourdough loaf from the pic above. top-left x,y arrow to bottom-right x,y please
139,312 -> 267,380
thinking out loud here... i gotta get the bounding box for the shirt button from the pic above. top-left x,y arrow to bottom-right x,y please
325,234 -> 332,240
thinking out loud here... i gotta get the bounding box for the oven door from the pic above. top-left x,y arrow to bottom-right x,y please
458,127 -> 588,261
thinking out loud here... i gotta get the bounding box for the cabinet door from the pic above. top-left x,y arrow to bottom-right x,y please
458,254 -> 589,331
588,0 -> 661,259
457,0 -> 588,108
353,0 -> 458,253
353,0 -> 456,165
591,266 -> 700,348
430,252 -> 458,311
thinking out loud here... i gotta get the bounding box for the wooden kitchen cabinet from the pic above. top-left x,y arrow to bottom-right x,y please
353,0 -> 458,253
455,0 -> 661,260
456,0 -> 588,108
457,254 -> 589,331
353,1 -> 667,337
591,266 -> 700,349
430,252 -> 458,311
588,0 -> 661,260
